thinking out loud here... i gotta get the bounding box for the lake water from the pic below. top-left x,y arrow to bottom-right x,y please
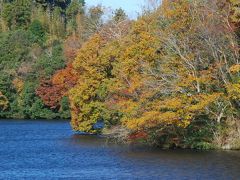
0,120 -> 240,179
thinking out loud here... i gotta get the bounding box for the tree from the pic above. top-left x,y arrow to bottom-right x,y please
99,8 -> 130,40
29,19 -> 46,45
2,0 -> 32,29
66,0 -> 84,34
36,64 -> 77,109
84,5 -> 104,37
69,34 -> 114,133
113,8 -> 127,23
34,42 -> 66,78
0,91 -> 8,111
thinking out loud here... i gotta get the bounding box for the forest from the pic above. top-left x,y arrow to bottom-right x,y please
0,0 -> 240,150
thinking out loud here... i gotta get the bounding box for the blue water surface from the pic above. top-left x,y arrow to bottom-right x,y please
0,120 -> 239,180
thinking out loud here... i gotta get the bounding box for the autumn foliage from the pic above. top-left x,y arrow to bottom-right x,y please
36,64 -> 77,109
0,91 -> 8,111
51,0 -> 240,149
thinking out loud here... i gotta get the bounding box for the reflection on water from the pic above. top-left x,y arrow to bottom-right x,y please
68,134 -> 108,147
0,119 -> 240,179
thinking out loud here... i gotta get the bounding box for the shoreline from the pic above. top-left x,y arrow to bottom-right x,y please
1,118 -> 239,151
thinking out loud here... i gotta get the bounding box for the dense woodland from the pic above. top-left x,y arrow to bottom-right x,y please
0,0 -> 240,149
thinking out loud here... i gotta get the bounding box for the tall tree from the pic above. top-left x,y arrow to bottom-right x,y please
2,0 -> 32,29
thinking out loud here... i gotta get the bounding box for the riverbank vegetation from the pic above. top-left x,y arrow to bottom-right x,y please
0,0 -> 240,150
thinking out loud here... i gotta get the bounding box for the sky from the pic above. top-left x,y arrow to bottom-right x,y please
85,0 -> 146,19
